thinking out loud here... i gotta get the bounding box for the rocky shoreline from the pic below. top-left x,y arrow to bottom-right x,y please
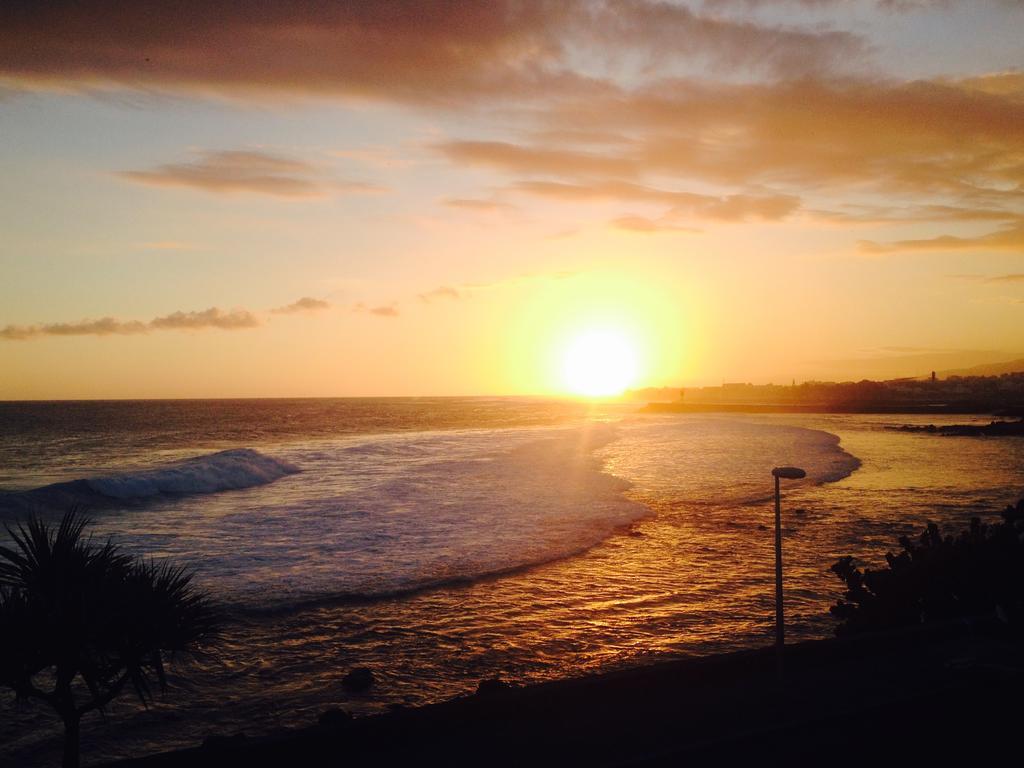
892,420 -> 1024,436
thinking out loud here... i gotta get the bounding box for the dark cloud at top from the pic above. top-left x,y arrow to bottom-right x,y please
700,1 -> 985,10
0,0 -> 869,104
2,1 -> 1021,253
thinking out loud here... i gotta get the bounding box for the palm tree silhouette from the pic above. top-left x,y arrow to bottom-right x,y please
0,511 -> 218,768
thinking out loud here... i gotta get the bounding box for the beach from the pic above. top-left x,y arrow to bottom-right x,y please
1,399 -> 1022,766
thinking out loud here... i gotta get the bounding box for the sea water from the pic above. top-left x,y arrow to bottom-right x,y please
0,399 -> 1021,766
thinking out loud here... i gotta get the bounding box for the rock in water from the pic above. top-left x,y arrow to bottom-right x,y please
476,678 -> 513,696
342,667 -> 375,692
318,708 -> 352,729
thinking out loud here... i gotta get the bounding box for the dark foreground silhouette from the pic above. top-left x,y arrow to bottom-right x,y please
12,503 -> 1024,767
101,621 -> 1020,767
832,499 -> 1024,634
104,504 -> 1024,767
0,513 -> 217,768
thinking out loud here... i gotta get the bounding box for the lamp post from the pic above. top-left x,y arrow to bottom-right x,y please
771,465 -> 805,682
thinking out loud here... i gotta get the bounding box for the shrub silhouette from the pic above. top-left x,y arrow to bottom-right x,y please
0,511 -> 218,768
831,498 -> 1024,636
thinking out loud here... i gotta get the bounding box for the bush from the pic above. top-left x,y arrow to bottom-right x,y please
830,499 -> 1024,636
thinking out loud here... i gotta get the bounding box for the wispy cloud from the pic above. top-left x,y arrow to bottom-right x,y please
0,295 -> 338,341
812,205 -> 1023,225
0,318 -> 148,341
442,198 -> 516,213
432,74 -> 1024,249
418,286 -> 461,303
511,180 -> 800,222
149,308 -> 260,330
354,302 -> 400,318
120,150 -> 382,198
437,141 -> 637,178
860,223 -> 1024,254
612,216 -> 700,234
270,297 -> 331,314
1,306 -> 261,341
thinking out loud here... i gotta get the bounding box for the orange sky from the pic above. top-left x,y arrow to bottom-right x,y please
1,1 -> 1023,398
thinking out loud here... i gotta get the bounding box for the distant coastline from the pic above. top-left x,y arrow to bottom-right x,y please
641,402 -> 1024,415
632,368 -> 1024,416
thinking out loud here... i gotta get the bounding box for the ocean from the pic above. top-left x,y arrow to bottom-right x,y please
1,398 -> 1022,766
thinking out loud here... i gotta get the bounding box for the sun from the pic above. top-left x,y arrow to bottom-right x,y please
562,328 -> 639,397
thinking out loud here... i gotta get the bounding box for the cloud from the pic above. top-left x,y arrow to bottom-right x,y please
2,306 -> 261,341
354,302 -> 400,318
442,198 -> 516,213
860,223 -> 1024,254
611,216 -> 699,234
811,205 -> 1023,225
987,273 -> 1024,283
418,286 -> 461,303
0,1 -> 869,103
702,0 -> 947,8
271,297 -> 331,314
438,74 -> 1021,246
511,179 -> 799,222
437,141 -> 637,178
147,307 -> 261,330
120,150 -> 381,198
538,77 -> 1024,202
0,318 -> 148,341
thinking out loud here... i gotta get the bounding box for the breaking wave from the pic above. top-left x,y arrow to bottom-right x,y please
85,448 -> 300,499
0,448 -> 299,515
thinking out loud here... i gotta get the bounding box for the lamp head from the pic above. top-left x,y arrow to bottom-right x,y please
772,466 -> 806,480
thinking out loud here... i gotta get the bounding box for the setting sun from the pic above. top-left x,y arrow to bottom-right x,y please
562,328 -> 638,397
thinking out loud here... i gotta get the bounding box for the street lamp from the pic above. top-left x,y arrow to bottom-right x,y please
771,465 -> 805,682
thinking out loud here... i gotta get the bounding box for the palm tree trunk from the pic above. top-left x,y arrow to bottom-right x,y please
62,712 -> 81,768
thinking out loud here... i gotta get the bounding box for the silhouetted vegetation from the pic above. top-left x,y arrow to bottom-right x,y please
831,499 -> 1024,636
0,512 -> 218,768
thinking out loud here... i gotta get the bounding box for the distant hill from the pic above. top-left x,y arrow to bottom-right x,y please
938,358 -> 1024,379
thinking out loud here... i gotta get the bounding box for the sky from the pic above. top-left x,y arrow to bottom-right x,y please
1,0 -> 1023,399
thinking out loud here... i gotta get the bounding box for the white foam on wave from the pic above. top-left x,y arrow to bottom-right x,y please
602,416 -> 861,510
77,418 -> 860,609
85,448 -> 300,500
93,424 -> 650,607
